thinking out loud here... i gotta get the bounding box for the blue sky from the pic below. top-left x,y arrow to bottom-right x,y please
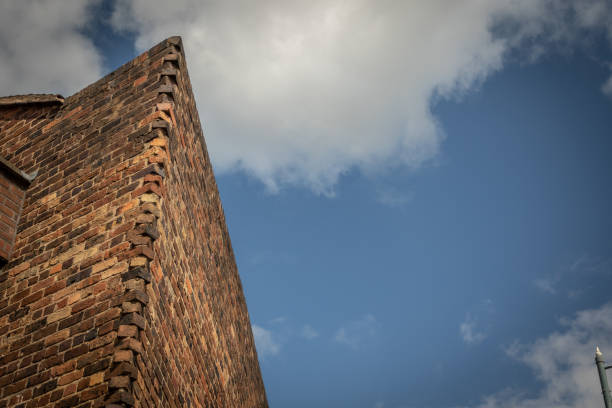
2,1 -> 612,407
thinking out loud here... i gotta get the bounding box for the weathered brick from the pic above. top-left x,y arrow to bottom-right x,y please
58,311 -> 83,330
55,394 -> 79,408
79,383 -> 105,401
14,364 -> 37,382
117,325 -> 138,338
26,369 -> 51,387
112,349 -> 133,362
109,376 -> 130,389
119,312 -> 145,329
83,358 -> 110,377
33,377 -> 57,397
58,369 -> 82,386
94,307 -> 120,327
63,343 -> 88,362
120,302 -> 141,314
0,36 -> 267,407
71,297 -> 95,314
44,329 -> 69,346
47,308 -> 70,324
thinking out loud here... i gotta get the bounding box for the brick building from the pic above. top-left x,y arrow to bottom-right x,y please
0,37 -> 268,407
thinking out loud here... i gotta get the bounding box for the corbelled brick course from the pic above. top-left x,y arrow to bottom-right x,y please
0,36 -> 267,407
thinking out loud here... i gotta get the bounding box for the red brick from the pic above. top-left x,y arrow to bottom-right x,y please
0,36 -> 267,408
58,369 -> 82,386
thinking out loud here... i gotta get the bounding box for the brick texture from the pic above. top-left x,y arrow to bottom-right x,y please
0,171 -> 26,263
0,37 -> 267,407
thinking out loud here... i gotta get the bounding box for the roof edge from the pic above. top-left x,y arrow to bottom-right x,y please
0,37 -> 183,108
64,36 -> 184,103
0,156 -> 36,188
0,94 -> 65,107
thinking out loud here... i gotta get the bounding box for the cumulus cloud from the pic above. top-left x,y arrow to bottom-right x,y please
460,314 -> 487,345
109,0 -> 612,193
252,324 -> 280,359
2,1 -> 609,192
0,1 -> 103,96
4,2 -> 608,190
476,303 -> 612,408
334,313 -> 380,349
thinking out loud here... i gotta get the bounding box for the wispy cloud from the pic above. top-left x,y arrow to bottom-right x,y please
475,303 -> 612,408
533,277 -> 557,294
533,253 -> 612,296
460,314 -> 486,345
253,319 -> 320,359
334,314 -> 380,350
268,316 -> 287,325
252,325 -> 280,359
301,324 -> 319,340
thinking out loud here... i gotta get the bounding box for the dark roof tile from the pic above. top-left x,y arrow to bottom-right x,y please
0,94 -> 64,107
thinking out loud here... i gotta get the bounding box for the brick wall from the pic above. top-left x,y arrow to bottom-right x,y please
132,40 -> 267,408
0,169 -> 27,264
0,37 -> 266,407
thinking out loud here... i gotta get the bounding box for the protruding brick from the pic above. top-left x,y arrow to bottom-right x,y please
122,290 -> 148,305
121,266 -> 151,283
107,389 -> 135,405
109,375 -> 130,389
118,338 -> 143,354
109,362 -> 138,379
113,349 -> 133,362
117,325 -> 138,338
121,301 -> 142,314
0,36 -> 267,408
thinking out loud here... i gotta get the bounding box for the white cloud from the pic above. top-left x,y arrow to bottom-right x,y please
268,316 -> 287,325
534,254 -> 612,295
334,313 -> 380,350
476,303 -> 612,408
3,2 -> 610,192
252,324 -> 280,359
0,1 -> 103,96
533,277 -> 557,294
301,324 -> 319,340
460,314 -> 486,345
109,0 -> 612,193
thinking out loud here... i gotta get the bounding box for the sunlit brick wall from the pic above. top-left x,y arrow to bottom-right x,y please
0,37 -> 267,408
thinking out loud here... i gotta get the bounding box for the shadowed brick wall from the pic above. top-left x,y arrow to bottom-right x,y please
0,166 -> 27,264
0,37 -> 267,408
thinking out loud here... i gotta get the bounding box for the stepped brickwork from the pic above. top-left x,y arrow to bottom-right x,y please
0,37 -> 267,408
